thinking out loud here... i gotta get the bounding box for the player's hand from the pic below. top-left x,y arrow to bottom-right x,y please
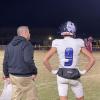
79,70 -> 87,75
51,70 -> 58,75
31,75 -> 37,80
4,78 -> 11,84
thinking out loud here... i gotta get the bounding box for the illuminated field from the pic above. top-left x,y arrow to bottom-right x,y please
0,50 -> 100,100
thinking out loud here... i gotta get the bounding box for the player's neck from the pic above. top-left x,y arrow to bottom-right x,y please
64,35 -> 74,38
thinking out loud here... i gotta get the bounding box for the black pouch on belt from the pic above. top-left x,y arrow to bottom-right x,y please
57,68 -> 81,80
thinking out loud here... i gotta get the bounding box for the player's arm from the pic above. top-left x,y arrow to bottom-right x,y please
3,48 -> 11,84
43,47 -> 57,72
3,48 -> 9,78
80,47 -> 95,74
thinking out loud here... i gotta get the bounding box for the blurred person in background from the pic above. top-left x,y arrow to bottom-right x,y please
84,36 -> 93,53
3,26 -> 38,100
87,36 -> 93,53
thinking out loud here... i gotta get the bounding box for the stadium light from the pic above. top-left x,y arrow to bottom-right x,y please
48,36 -> 52,40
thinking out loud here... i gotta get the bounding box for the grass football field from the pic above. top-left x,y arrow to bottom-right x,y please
0,50 -> 100,100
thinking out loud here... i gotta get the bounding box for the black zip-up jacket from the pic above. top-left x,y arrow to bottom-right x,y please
3,36 -> 37,78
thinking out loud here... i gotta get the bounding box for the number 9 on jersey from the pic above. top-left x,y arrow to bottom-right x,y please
64,48 -> 73,66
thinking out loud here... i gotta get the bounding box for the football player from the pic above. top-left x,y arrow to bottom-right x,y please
43,21 -> 95,100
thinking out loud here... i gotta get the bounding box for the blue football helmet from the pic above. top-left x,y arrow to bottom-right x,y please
60,21 -> 76,35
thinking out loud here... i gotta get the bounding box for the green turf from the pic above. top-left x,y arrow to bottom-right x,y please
0,50 -> 100,100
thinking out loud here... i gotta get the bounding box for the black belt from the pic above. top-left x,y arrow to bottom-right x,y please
10,73 -> 33,77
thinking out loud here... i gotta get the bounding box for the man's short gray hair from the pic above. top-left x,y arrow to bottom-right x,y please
17,26 -> 29,36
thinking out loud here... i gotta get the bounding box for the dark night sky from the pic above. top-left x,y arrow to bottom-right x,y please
0,0 -> 100,38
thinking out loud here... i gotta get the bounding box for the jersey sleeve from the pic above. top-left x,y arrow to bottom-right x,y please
52,39 -> 58,48
79,39 -> 85,47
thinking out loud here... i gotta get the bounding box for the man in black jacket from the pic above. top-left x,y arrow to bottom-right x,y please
3,26 -> 38,100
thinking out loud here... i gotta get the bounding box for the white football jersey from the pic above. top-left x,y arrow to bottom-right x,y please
52,37 -> 85,68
